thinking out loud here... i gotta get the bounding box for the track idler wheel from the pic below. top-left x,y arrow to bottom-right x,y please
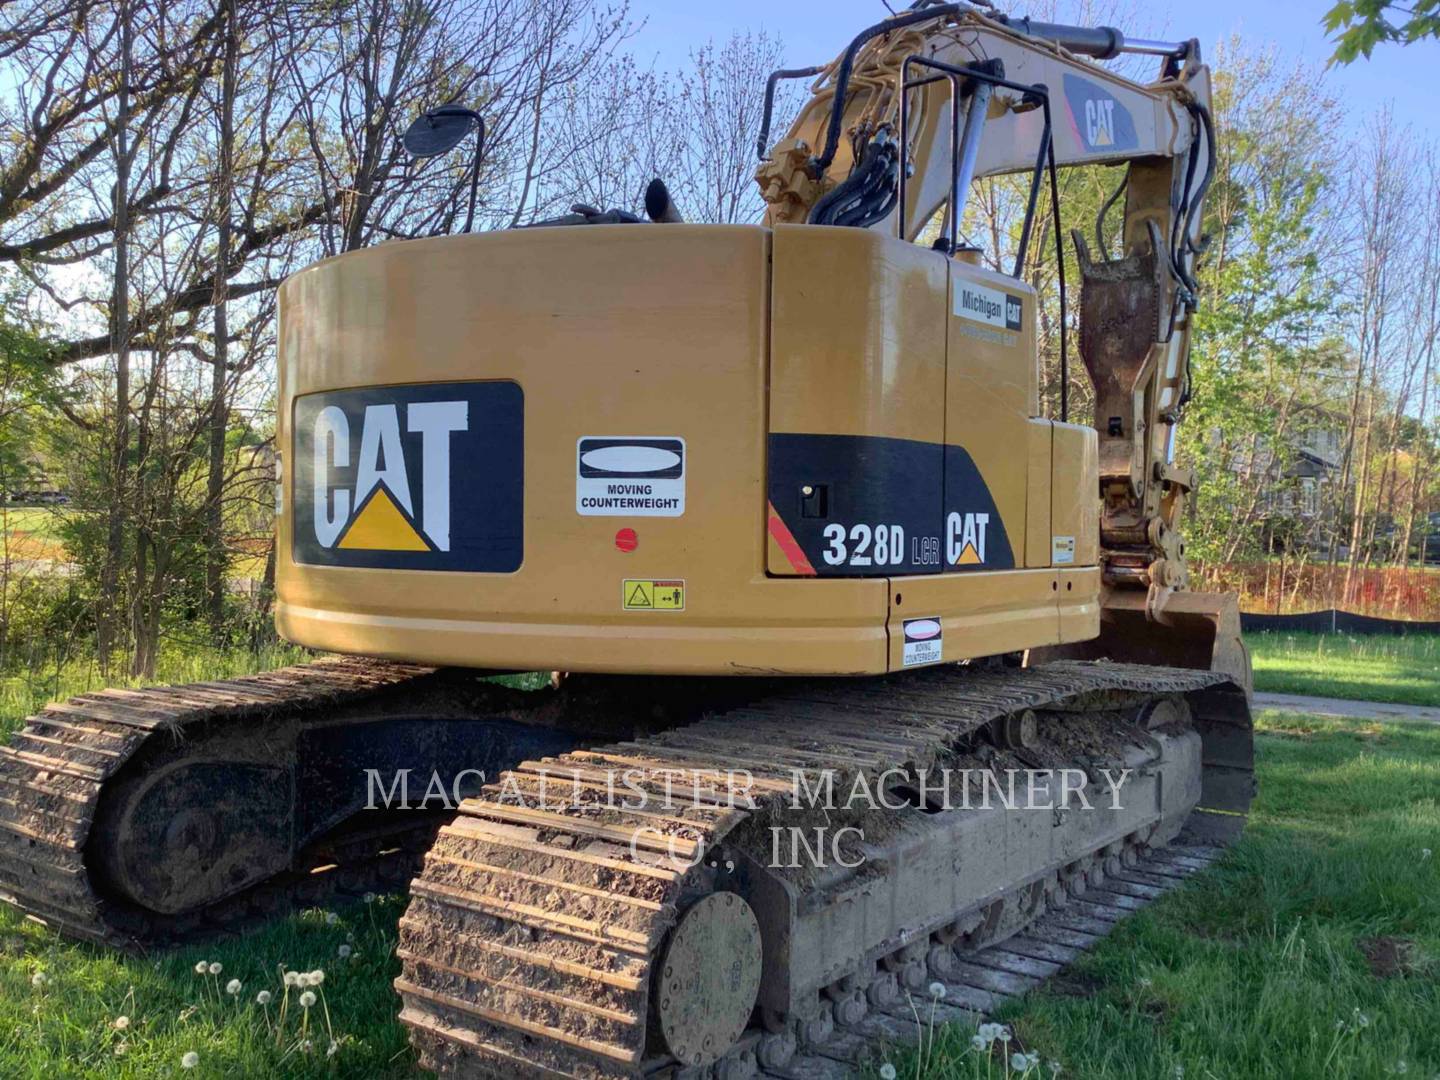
654,891 -> 764,1068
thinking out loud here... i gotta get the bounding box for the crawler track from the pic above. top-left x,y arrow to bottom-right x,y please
395,661 -> 1251,1078
764,842 -> 1223,1079
0,658 -> 438,946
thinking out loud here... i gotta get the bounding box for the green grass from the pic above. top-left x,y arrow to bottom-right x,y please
1247,632 -> 1440,707
882,712 -> 1440,1079
0,896 -> 416,1077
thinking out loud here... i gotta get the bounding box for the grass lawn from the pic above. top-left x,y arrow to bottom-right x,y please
885,711 -> 1440,1079
0,691 -> 1435,1076
1247,632 -> 1440,707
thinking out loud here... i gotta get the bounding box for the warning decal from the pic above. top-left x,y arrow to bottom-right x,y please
902,617 -> 943,667
623,579 -> 685,611
578,437 -> 685,517
1052,535 -> 1076,565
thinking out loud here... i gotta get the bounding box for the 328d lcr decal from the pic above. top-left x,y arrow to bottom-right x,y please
293,382 -> 523,572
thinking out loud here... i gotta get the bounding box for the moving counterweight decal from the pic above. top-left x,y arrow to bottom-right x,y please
766,433 -> 1013,577
293,382 -> 523,572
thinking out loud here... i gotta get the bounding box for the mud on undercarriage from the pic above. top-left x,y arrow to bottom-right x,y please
0,659 -> 1251,1077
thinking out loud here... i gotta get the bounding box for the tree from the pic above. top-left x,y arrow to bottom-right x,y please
1325,0 -> 1440,63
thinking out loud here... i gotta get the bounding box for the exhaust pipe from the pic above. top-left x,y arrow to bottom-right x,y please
645,178 -> 684,223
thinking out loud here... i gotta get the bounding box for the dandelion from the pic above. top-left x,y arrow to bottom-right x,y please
998,1027 -> 1013,1045
1422,849 -> 1432,862
284,971 -> 300,988
972,1035 -> 988,1051
879,1064 -> 898,1080
294,972 -> 310,988
1048,1063 -> 1063,1076
1138,976 -> 1153,989
363,892 -> 376,904
256,990 -> 272,1006
1390,1062 -> 1409,1076
112,1015 -> 130,1031
208,962 -> 222,976
114,1042 -> 127,1057
928,980 -> 946,999
194,961 -> 208,975
308,969 -> 325,985
300,991 -> 317,1009
1012,1054 -> 1031,1072
181,1051 -> 199,1069
299,1039 -> 313,1054
979,1022 -> 1003,1042
338,944 -> 352,959
327,1040 -> 340,1059
324,912 -> 338,926
1174,1067 -> 1185,1079
30,972 -> 47,989
226,978 -> 242,996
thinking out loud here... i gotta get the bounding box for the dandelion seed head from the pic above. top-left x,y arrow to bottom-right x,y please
194,961 -> 208,975
299,990 -> 317,1008
972,1035 -> 988,1051
998,1027 -> 1012,1044
363,892 -> 376,904
327,1040 -> 339,1059
1422,849 -> 1432,861
208,962 -> 222,975
324,912 -> 338,925
928,980 -> 946,999
30,972 -> 47,988
284,971 -> 299,988
181,1051 -> 199,1069
299,1038 -> 313,1054
112,1015 -> 130,1030
114,1041 -> 127,1056
227,979 -> 242,995
294,972 -> 310,988
880,1065 -> 898,1080
338,944 -> 352,959
1048,1062 -> 1063,1076
256,990 -> 272,1005
309,969 -> 325,985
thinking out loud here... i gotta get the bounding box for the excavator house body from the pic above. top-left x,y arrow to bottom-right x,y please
276,223 -> 1100,674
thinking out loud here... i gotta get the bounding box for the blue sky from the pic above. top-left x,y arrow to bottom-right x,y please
623,1 -> 1438,138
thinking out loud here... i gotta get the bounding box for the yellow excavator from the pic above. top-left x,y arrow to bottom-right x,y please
0,4 -> 1254,1076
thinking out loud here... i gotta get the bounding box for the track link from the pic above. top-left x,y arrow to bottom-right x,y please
0,658 -> 436,946
396,661 -> 1251,1078
768,842 -> 1223,1079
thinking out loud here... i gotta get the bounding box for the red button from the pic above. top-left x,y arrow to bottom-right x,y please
615,528 -> 638,553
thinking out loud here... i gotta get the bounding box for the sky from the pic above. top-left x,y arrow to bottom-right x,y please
622,0 -> 1439,138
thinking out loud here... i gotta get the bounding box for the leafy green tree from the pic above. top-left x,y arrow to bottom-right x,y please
1325,1 -> 1440,63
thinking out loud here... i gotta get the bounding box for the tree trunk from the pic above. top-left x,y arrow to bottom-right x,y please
205,0 -> 238,639
98,5 -> 134,675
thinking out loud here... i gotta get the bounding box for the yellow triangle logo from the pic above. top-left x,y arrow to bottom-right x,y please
626,581 -> 653,608
338,487 -> 432,551
956,542 -> 983,566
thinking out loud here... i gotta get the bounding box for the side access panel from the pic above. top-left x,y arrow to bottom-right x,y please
766,226 -> 948,577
